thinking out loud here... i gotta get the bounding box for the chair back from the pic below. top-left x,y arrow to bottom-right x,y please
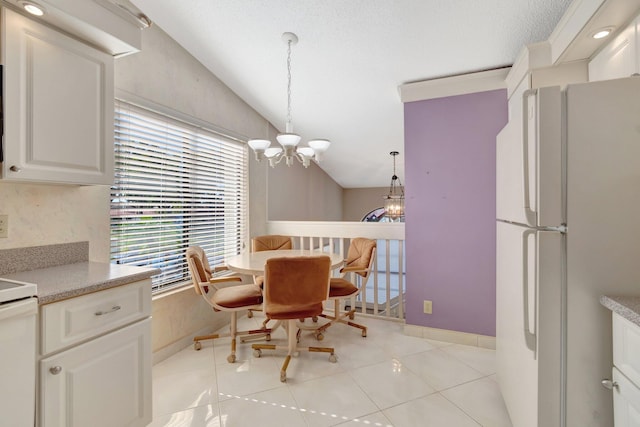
185,246 -> 212,295
251,235 -> 293,252
263,256 -> 331,319
343,238 -> 377,278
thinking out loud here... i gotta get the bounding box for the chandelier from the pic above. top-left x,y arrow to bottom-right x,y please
248,32 -> 330,168
384,151 -> 405,221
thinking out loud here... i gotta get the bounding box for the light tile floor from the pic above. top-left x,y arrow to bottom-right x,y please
149,313 -> 513,427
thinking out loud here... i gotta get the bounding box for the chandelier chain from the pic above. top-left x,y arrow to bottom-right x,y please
286,39 -> 292,128
389,151 -> 403,195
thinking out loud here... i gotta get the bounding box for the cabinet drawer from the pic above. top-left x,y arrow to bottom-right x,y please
41,280 -> 151,355
614,313 -> 640,386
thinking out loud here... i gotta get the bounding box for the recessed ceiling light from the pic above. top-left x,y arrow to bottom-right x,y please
21,1 -> 45,16
592,27 -> 614,39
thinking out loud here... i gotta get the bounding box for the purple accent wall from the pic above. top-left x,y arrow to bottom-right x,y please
404,89 -> 507,336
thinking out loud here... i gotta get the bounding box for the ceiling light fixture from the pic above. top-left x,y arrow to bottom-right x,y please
384,151 -> 405,221
21,1 -> 45,16
248,32 -> 330,168
592,27 -> 614,39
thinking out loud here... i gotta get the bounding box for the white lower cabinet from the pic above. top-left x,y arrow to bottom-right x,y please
38,280 -> 152,427
39,318 -> 151,427
610,313 -> 640,427
613,367 -> 640,427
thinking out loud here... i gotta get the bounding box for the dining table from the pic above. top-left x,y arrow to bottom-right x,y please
225,249 -> 344,276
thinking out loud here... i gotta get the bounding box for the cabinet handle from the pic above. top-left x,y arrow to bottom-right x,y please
49,366 -> 62,375
95,305 -> 121,316
9,165 -> 21,172
601,379 -> 618,390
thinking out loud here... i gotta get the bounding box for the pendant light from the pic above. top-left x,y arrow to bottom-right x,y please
384,151 -> 405,221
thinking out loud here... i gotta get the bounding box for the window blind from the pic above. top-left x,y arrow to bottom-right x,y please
110,99 -> 248,293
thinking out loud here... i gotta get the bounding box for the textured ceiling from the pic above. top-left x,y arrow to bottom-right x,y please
130,0 -> 573,188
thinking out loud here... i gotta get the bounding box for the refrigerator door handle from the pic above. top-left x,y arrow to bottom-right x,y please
522,228 -> 537,354
522,89 -> 538,227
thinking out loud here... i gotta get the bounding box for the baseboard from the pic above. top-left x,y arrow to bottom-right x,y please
404,324 -> 496,350
152,324 -> 216,365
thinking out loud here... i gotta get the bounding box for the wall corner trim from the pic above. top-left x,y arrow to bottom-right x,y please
398,68 -> 510,103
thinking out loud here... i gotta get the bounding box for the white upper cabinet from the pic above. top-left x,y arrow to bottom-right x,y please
589,15 -> 640,81
1,7 -> 114,184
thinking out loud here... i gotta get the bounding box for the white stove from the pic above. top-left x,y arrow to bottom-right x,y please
0,278 -> 37,426
0,278 -> 37,303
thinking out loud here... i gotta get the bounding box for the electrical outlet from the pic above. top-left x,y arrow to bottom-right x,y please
423,300 -> 432,314
0,215 -> 7,238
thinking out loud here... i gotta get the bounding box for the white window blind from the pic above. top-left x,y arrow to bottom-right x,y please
110,99 -> 248,293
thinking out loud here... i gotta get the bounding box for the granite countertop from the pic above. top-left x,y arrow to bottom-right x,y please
1,262 -> 160,305
600,296 -> 640,328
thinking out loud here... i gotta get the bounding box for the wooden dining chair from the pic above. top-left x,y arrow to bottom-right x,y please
252,256 -> 337,382
185,246 -> 271,363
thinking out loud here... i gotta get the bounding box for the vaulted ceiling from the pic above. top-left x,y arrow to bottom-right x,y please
130,0 -> 573,188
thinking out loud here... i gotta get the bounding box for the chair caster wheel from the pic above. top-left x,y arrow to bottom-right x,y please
253,349 -> 262,358
266,334 -> 271,342
248,311 -> 253,318
280,371 -> 287,382
362,330 -> 367,337
227,354 -> 236,363
315,332 -> 324,341
312,316 -> 318,323
194,342 -> 202,351
329,354 -> 337,363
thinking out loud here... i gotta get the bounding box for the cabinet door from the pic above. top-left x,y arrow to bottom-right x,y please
614,313 -> 640,387
40,319 -> 151,427
1,7 -> 114,184
613,368 -> 640,427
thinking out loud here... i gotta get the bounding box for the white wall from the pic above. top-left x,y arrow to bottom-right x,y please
342,187 -> 388,221
266,160 -> 343,221
0,184 -> 111,260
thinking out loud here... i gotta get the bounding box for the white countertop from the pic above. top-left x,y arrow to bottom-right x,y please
2,262 -> 159,305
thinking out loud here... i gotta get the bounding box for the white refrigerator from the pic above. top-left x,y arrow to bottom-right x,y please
496,76 -> 640,427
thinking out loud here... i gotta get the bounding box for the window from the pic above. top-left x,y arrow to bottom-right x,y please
110,99 -> 248,293
362,207 -> 404,222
